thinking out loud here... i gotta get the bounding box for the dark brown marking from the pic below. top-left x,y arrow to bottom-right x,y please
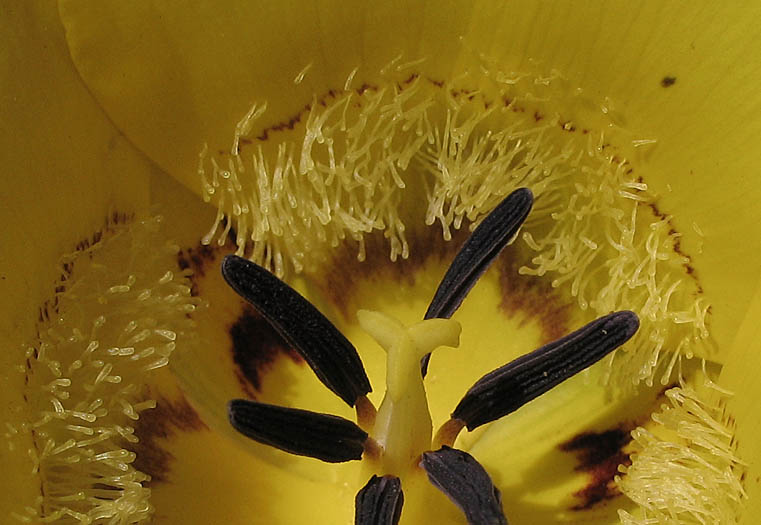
131,393 -> 208,485
176,218 -> 236,295
177,244 -> 218,296
645,201 -> 703,294
661,76 -> 677,88
313,225 -> 467,319
559,427 -> 633,510
497,243 -> 574,344
229,304 -> 303,398
177,244 -> 216,278
356,82 -> 375,96
255,109 -> 307,142
402,73 -> 419,86
39,211 -> 135,318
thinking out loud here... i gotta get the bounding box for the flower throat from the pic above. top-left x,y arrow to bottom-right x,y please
200,61 -> 709,393
222,189 -> 640,523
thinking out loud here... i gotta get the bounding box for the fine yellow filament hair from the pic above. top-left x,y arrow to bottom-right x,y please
198,61 -> 739,523
617,379 -> 745,524
7,216 -> 200,523
199,62 -> 709,392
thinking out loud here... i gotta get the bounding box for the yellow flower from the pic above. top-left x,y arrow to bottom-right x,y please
2,1 -> 761,524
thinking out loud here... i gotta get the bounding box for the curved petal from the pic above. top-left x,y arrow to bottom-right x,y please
20,1 -> 761,523
56,0 -> 467,185
0,0 -> 154,515
0,2 -> 325,522
58,0 -> 761,348
719,276 -> 761,524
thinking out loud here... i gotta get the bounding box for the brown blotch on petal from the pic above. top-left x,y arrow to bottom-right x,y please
315,216 -> 573,348
559,427 -> 633,511
177,219 -> 237,296
131,393 -> 208,485
222,255 -> 371,406
645,201 -> 704,294
230,304 -> 303,398
497,243 -> 574,345
178,235 -> 306,402
177,244 -> 217,280
315,226 -> 468,319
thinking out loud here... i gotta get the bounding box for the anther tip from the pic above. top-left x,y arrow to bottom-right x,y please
220,254 -> 244,286
514,186 -> 534,203
613,310 -> 640,337
226,399 -> 245,427
221,253 -> 244,276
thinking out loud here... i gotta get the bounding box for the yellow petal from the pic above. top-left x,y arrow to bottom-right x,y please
7,1 -> 761,524
0,2 -> 273,522
719,275 -> 761,524
59,1 -> 761,347
0,0 -> 154,516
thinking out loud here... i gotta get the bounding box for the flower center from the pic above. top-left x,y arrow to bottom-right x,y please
358,310 -> 461,477
220,189 -> 641,524
200,63 -> 710,395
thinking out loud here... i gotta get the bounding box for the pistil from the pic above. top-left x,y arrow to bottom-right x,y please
357,310 -> 461,477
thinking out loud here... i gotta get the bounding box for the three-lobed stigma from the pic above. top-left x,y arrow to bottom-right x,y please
221,188 -> 640,524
